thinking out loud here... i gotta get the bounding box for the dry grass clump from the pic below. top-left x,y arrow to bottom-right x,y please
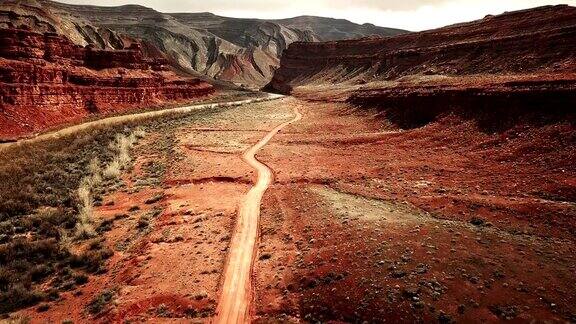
133,127 -> 146,139
103,129 -> 144,180
0,125 -> 146,314
75,180 -> 96,239
76,130 -> 145,239
103,159 -> 121,179
113,134 -> 133,168
74,158 -> 102,239
88,158 -> 103,184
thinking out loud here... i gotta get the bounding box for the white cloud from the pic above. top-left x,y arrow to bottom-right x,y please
58,0 -> 576,31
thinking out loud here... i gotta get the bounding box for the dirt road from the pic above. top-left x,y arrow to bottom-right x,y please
215,107 -> 302,323
0,93 -> 283,151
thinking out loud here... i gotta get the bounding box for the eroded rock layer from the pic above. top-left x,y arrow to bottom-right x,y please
267,5 -> 576,93
0,27 -> 215,140
0,0 -> 407,88
348,77 -> 576,130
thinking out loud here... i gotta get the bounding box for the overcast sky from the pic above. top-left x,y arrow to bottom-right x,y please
58,0 -> 574,31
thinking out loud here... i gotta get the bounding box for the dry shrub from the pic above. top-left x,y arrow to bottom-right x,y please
0,124 -> 147,314
133,127 -> 146,139
87,289 -> 116,314
58,229 -> 72,252
103,159 -> 121,179
102,130 -> 143,180
75,179 -> 95,239
87,158 -> 102,186
74,221 -> 95,240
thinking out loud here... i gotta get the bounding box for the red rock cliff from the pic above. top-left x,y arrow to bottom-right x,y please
0,28 -> 215,140
267,5 -> 576,93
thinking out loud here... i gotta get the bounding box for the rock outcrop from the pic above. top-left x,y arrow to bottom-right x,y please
267,5 -> 576,93
0,0 -> 407,88
348,76 -> 576,130
0,27 -> 214,140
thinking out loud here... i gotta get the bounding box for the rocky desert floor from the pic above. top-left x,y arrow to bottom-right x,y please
253,99 -> 575,323
4,96 -> 575,323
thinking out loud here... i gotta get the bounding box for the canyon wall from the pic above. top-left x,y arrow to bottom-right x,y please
266,5 -> 576,185
0,0 -> 407,88
0,28 -> 215,140
267,5 -> 576,93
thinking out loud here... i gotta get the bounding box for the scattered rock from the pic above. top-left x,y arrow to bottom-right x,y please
470,217 -> 486,226
402,285 -> 420,298
390,270 -> 407,278
37,304 -> 50,312
128,205 -> 140,212
145,194 -> 164,204
259,252 -> 272,260
489,305 -> 519,320
438,311 -> 454,323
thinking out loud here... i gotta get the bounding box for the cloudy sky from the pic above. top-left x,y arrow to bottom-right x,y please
59,0 -> 574,31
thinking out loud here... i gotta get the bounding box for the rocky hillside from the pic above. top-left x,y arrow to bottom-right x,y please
273,16 -> 406,41
0,0 -> 406,88
267,5 -> 576,93
0,27 -> 214,140
266,6 -> 576,177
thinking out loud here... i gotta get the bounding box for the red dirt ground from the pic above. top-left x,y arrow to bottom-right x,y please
14,99 -> 294,323
253,98 -> 576,323
11,97 -> 575,323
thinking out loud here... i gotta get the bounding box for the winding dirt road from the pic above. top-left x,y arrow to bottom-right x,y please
215,106 -> 302,324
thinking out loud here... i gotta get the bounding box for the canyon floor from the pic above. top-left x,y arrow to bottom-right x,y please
5,96 -> 575,323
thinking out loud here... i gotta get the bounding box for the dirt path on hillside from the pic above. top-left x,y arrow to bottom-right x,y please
215,107 -> 302,324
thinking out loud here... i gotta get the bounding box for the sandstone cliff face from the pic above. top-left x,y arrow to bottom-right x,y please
267,5 -> 576,93
0,28 -> 214,140
0,0 -> 407,88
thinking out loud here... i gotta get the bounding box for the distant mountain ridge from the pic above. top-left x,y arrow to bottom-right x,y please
0,0 -> 407,87
273,15 -> 407,41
